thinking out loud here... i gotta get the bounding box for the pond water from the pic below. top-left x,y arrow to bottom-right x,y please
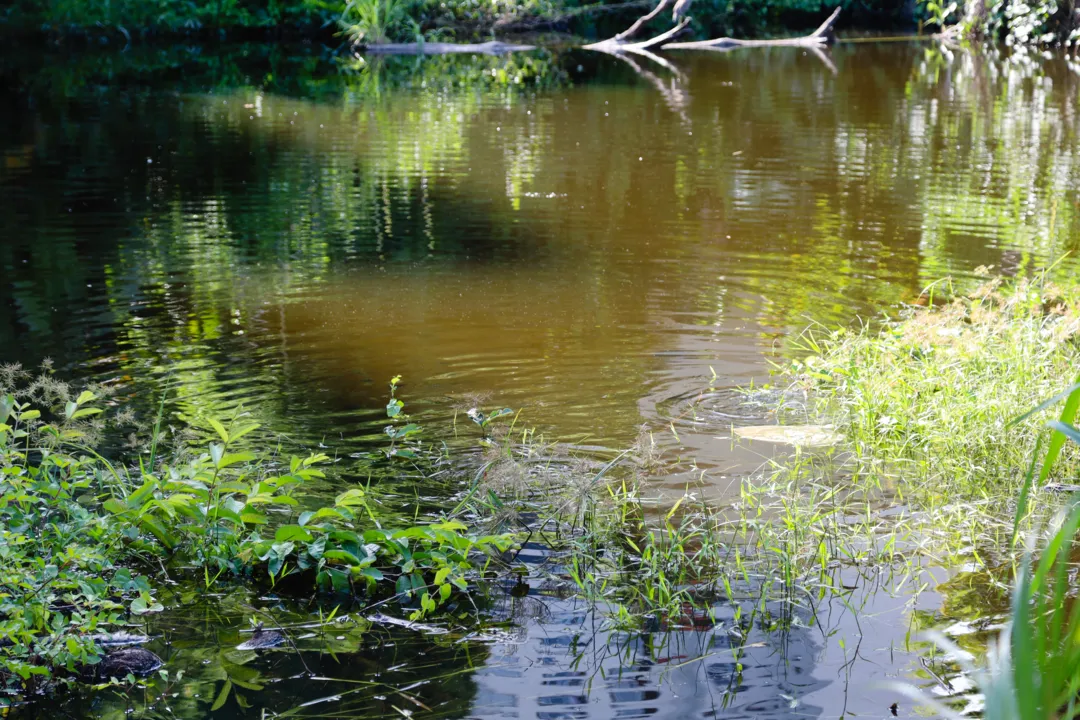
1,38 -> 1076,718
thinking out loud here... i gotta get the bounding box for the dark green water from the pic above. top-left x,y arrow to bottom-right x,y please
1,39 -> 1075,718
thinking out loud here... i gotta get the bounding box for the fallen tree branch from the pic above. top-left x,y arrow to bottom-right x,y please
584,16 -> 690,52
614,0 -> 672,41
662,5 -> 841,50
807,44 -> 838,74
357,40 -> 534,55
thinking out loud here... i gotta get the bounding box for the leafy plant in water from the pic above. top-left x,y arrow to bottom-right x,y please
466,406 -> 515,437
0,372 -> 515,699
384,375 -> 423,458
0,391 -> 161,697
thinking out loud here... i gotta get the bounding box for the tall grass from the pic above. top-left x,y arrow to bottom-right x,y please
897,379 -> 1080,720
750,270 -> 1080,563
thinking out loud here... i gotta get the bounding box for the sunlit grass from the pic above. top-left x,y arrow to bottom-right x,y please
754,269 -> 1080,556
894,375 -> 1080,720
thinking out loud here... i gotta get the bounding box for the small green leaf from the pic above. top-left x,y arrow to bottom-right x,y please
130,594 -> 164,615
211,679 -> 232,711
103,498 -> 128,515
217,451 -> 256,468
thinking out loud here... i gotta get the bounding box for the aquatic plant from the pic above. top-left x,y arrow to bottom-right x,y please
0,372 -> 512,700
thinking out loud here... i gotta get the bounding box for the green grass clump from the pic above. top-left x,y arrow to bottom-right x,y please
893,377 -> 1080,720
781,272 -> 1080,514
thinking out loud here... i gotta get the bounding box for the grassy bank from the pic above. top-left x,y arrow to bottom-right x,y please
638,266 -> 1080,635
769,268 -> 1080,541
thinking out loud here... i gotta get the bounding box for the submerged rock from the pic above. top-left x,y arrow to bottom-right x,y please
96,647 -> 164,678
88,631 -> 152,648
732,424 -> 841,447
236,624 -> 286,651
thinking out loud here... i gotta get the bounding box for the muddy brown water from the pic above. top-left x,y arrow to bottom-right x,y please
0,39 -> 1075,717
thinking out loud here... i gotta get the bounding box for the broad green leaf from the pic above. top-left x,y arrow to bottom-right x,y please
310,507 -> 346,522
217,452 -> 257,469
323,549 -> 363,565
336,489 -> 368,507
139,516 -> 177,549
208,419 -> 230,444
240,510 -> 268,525
102,498 -> 128,515
386,399 -> 404,418
130,594 -> 164,615
229,422 -> 261,443
231,677 -> 264,692
275,525 -> 313,543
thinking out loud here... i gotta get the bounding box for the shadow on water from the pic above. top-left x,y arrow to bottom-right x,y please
2,38 -> 1079,717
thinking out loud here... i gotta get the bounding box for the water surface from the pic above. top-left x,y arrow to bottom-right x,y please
1,39 -> 1077,717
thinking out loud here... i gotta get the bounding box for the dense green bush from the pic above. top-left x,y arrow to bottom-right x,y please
917,0 -> 1079,44
4,0 -> 1076,43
